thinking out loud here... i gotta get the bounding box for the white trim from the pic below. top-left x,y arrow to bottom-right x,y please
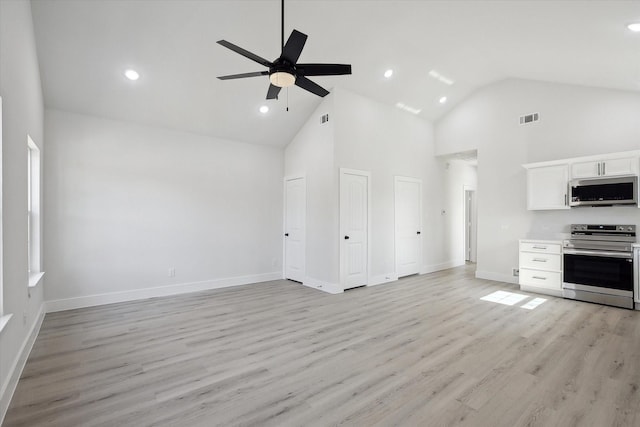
45,272 -> 283,313
0,314 -> 13,335
28,271 -> 45,288
339,168 -> 372,290
475,270 -> 519,285
421,260 -> 463,274
301,277 -> 343,294
394,175 -> 423,279
0,304 -> 45,425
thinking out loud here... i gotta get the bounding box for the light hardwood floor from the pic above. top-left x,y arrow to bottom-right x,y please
5,265 -> 640,426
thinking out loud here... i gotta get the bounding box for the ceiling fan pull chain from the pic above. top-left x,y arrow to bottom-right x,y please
286,87 -> 289,112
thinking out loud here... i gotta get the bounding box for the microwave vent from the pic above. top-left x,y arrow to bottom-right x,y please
519,112 -> 539,125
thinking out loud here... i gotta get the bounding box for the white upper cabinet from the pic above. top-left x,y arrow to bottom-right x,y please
524,150 -> 640,211
525,164 -> 569,210
571,156 -> 638,179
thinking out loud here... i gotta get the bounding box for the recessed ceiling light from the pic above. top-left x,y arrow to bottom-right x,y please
124,69 -> 139,81
396,102 -> 422,115
628,22 -> 640,32
384,69 -> 393,78
259,105 -> 269,114
439,96 -> 447,104
428,69 -> 454,86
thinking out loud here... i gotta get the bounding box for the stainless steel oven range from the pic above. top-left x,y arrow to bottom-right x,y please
563,224 -> 636,309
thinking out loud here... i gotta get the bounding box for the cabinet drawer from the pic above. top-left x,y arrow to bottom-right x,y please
520,252 -> 561,271
519,242 -> 561,254
519,269 -> 561,290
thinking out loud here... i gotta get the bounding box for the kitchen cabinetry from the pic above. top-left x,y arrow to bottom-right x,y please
525,164 -> 569,210
519,240 -> 563,297
571,157 -> 638,179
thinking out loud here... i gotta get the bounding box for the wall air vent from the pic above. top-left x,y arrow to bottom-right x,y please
519,112 -> 539,125
321,113 -> 329,124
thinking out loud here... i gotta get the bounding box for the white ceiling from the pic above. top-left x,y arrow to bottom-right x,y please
30,0 -> 640,147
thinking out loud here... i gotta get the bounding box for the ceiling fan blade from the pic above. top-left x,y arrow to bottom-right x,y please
266,84 -> 282,100
295,76 -> 330,97
297,63 -> 352,76
282,30 -> 308,64
217,40 -> 272,67
217,71 -> 269,80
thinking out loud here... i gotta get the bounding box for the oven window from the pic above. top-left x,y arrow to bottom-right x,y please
564,254 -> 633,291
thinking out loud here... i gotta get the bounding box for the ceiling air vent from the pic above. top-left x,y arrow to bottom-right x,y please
519,112 -> 539,125
321,113 -> 329,124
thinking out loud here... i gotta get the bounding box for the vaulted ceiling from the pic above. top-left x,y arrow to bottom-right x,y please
30,0 -> 640,147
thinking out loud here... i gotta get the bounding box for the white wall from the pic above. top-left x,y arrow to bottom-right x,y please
0,0 -> 46,421
333,89 -> 447,281
285,88 -> 448,290
436,79 -> 640,283
284,94 -> 338,287
44,110 -> 284,308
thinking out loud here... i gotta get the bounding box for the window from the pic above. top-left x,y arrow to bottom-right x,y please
0,96 -> 10,330
27,135 -> 43,288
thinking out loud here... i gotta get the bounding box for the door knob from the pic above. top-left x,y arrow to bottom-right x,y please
344,236 -> 350,240
417,231 -> 421,235
284,233 -> 289,237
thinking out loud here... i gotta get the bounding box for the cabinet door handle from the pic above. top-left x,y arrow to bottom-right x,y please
344,235 -> 350,240
532,276 -> 547,280
598,163 -> 601,176
284,233 -> 289,237
564,194 -> 567,206
416,231 -> 421,235
533,258 -> 547,262
602,162 -> 606,175
532,245 -> 547,250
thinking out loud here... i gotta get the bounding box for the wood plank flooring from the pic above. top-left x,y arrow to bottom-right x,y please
5,265 -> 640,426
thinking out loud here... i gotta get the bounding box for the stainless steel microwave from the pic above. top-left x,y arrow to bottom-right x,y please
569,176 -> 638,207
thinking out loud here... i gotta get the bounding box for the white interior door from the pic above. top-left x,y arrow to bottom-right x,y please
284,177 -> 305,282
395,177 -> 422,278
340,169 -> 369,289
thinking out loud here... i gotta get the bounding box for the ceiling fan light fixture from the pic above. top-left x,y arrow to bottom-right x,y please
270,71 -> 296,88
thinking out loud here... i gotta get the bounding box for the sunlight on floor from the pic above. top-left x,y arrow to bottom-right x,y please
480,290 -> 547,310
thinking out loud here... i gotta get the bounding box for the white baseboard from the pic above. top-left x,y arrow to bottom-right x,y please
475,270 -> 519,285
421,260 -> 462,274
302,277 -> 343,294
368,274 -> 398,287
45,272 -> 283,313
0,303 -> 46,425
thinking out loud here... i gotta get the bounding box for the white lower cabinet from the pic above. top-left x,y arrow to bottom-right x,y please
519,240 -> 563,297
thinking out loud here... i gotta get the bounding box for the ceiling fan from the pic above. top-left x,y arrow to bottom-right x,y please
216,0 -> 352,100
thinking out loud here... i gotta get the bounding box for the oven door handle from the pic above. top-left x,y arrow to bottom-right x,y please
564,249 -> 633,259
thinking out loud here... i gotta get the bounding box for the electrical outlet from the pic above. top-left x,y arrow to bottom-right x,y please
168,268 -> 176,277
512,268 -> 520,277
